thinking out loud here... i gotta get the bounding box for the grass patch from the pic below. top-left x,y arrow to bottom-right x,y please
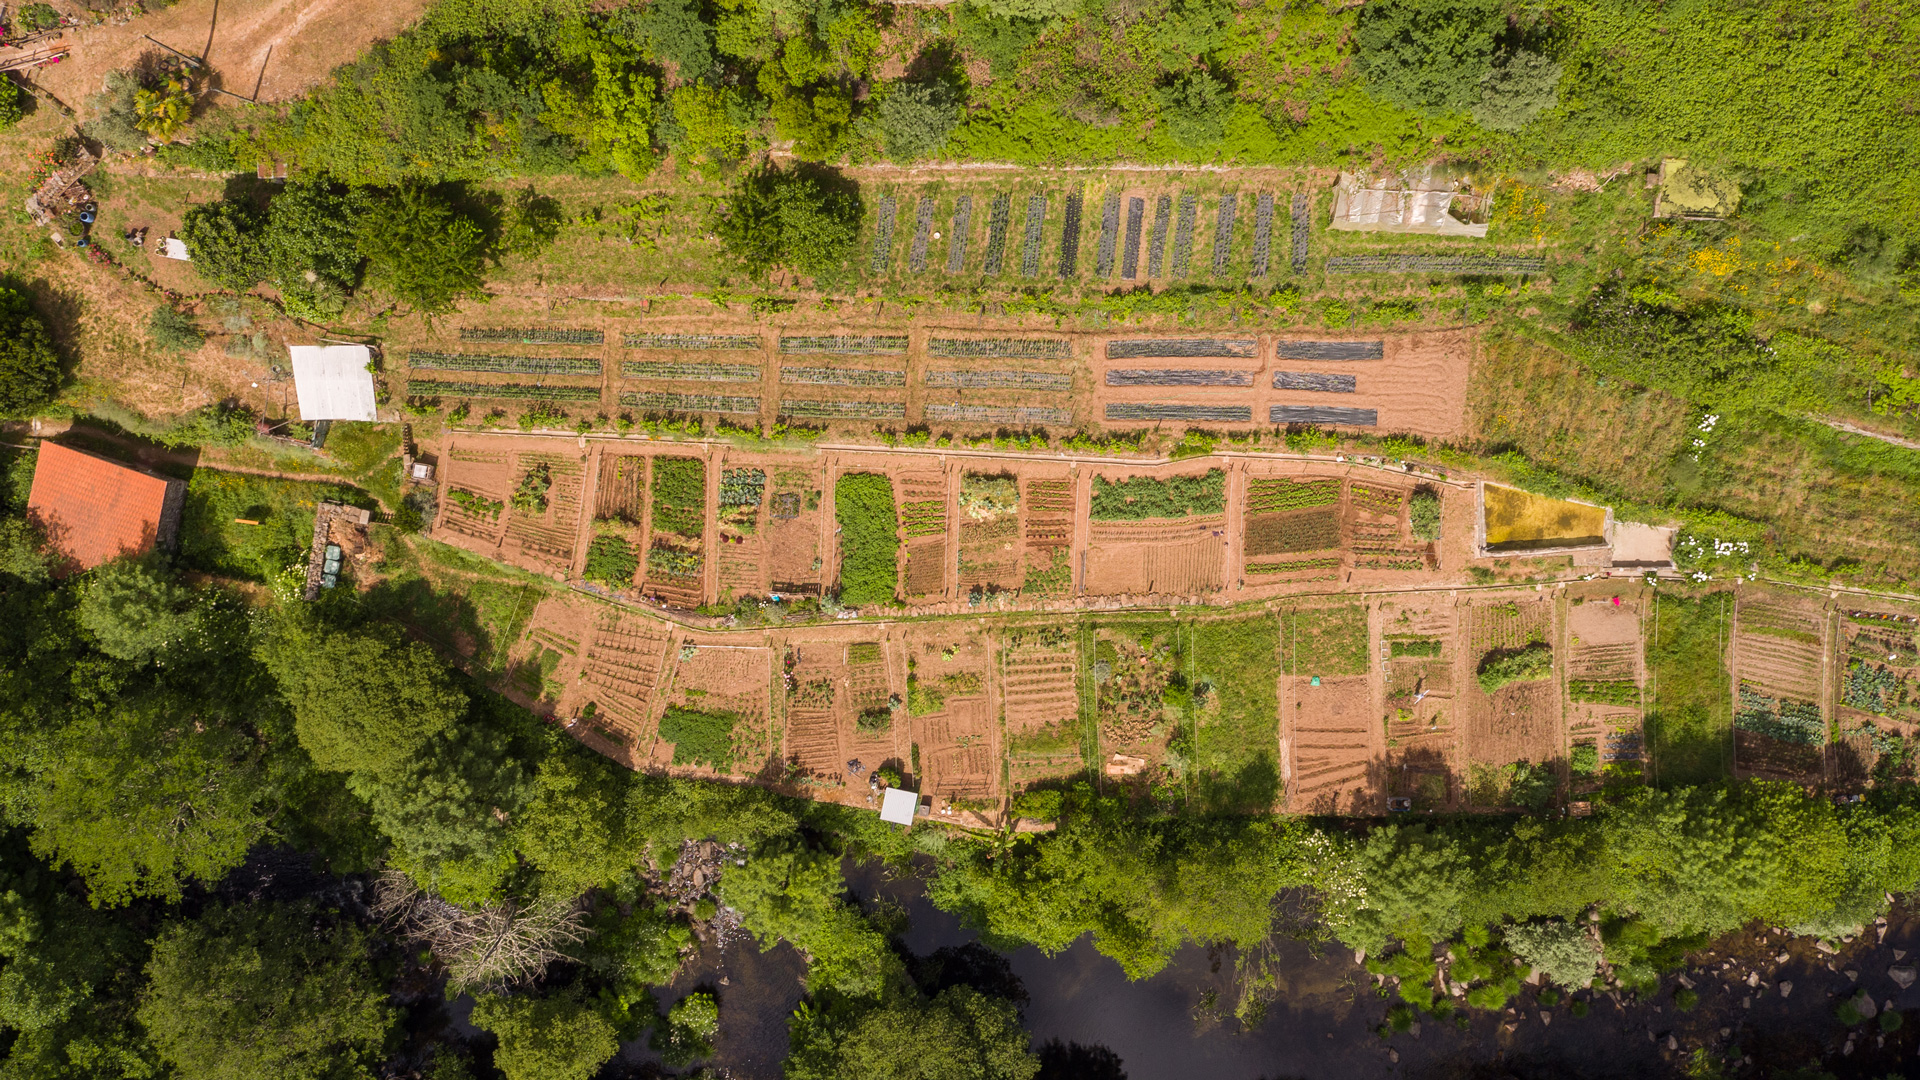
366,536 -> 550,678
1278,604 -> 1368,676
1647,591 -> 1734,786
835,473 -> 899,605
178,469 -> 369,582
1190,616 -> 1281,812
657,705 -> 739,771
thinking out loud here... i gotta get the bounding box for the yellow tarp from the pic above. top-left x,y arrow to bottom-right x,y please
1483,485 -> 1607,548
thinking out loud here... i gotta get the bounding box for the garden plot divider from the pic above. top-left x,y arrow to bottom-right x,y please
409,352 -> 602,376
778,399 -> 907,419
1277,340 -> 1384,360
1021,195 -> 1048,277
1269,405 -> 1378,426
1121,196 -> 1144,279
928,337 -> 1072,360
910,196 -> 935,273
1107,403 -> 1252,422
1097,193 -> 1121,277
1172,193 -> 1196,278
1250,192 -> 1274,277
927,369 -> 1073,391
983,194 -> 1011,275
947,195 -> 971,273
779,367 -> 908,387
407,379 -> 600,402
1147,195 -> 1171,278
1289,193 -> 1309,274
619,391 -> 761,414
460,328 -> 603,345
928,404 -> 1072,425
622,361 -> 760,382
625,333 -> 762,351
1107,338 -> 1257,359
1326,254 -> 1547,274
779,335 -> 909,355
1212,193 -> 1237,274
1273,372 -> 1357,393
1059,192 -> 1083,279
1107,369 -> 1255,387
871,194 -> 897,274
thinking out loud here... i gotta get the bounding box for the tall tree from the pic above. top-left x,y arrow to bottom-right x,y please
0,286 -> 61,418
356,186 -> 492,316
259,617 -> 468,776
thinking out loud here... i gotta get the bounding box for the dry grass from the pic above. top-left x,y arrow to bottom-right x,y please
1482,485 -> 1606,547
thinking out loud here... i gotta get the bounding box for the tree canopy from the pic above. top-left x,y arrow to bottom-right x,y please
0,287 -> 60,418
711,162 -> 862,281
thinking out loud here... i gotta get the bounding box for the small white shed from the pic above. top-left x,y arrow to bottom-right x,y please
157,237 -> 191,261
879,787 -> 919,826
289,344 -> 378,422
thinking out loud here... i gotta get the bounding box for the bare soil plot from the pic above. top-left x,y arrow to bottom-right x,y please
575,609 -> 673,764
843,640 -> 903,775
1091,627 -> 1180,763
1733,593 -> 1828,703
1379,597 -> 1460,809
1465,680 -> 1561,806
782,641 -> 847,785
716,465 -> 767,598
1285,676 -> 1379,814
502,597 -> 588,716
958,472 -> 1022,595
1001,624 -> 1083,788
1085,518 -> 1226,596
657,644 -> 777,778
1346,480 -> 1431,572
905,629 -> 997,802
1565,591 -> 1645,785
1734,730 -> 1826,782
437,444 -> 515,548
766,467 -> 827,596
1020,477 -> 1075,597
503,451 -> 588,578
595,454 -> 647,523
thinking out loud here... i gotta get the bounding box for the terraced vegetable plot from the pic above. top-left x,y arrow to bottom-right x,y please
1106,404 -> 1252,422
1059,192 -> 1083,278
1097,193 -> 1120,277
1246,477 -> 1340,513
1326,254 -> 1548,274
927,369 -> 1072,390
1021,195 -> 1047,277
1349,483 -> 1407,517
411,352 -> 603,376
1247,555 -> 1341,576
1106,369 -> 1255,387
779,335 -> 909,355
927,405 -> 1073,425
778,367 -> 907,387
871,194 -> 897,273
1276,340 -> 1384,360
1269,405 -> 1378,425
622,361 -> 759,382
777,399 -> 907,419
1212,193 -> 1236,274
928,337 -> 1072,360
1246,508 -> 1341,556
1289,193 -> 1309,274
1250,192 -> 1274,277
1171,192 -> 1196,278
1121,196 -> 1144,279
619,391 -> 760,414
1107,338 -> 1257,359
983,193 -> 1011,275
909,196 -> 935,273
461,327 -> 603,345
1273,372 -> 1356,393
947,195 -> 971,273
624,333 -> 762,350
1147,194 -> 1171,278
408,379 -> 600,402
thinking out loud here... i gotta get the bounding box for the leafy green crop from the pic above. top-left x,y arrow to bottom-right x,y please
658,706 -> 739,770
1090,470 -> 1225,521
835,473 -> 898,605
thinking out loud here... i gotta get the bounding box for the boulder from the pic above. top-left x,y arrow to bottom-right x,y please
1890,964 -> 1917,990
1857,993 -> 1880,1020
1780,981 -> 1793,998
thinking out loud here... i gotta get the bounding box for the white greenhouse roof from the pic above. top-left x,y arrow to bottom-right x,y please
879,787 -> 918,826
289,345 -> 377,421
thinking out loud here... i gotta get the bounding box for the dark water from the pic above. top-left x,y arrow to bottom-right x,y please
625,861 -> 1920,1080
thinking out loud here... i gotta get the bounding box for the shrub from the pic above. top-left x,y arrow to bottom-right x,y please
1570,742 -> 1600,776
81,71 -> 148,152
652,992 -> 719,1067
712,162 -> 862,281
951,6 -> 1044,78
357,186 -> 490,316
1355,0 -> 1505,117
510,465 -> 551,515
0,286 -> 61,417
1154,70 -> 1232,149
835,472 -> 898,605
1473,49 -> 1562,132
584,535 -> 638,585
147,306 -> 205,353
1409,487 -> 1441,540
879,81 -> 961,162
1477,642 -> 1553,693
0,76 -> 23,130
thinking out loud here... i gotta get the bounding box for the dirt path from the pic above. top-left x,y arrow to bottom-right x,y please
34,420 -> 386,505
1811,415 -> 1920,452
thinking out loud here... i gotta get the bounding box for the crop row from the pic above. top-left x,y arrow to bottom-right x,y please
1090,469 -> 1225,521
1350,483 -> 1408,516
409,351 -> 602,376
625,333 -> 762,351
1171,193 -> 1196,279
947,195 -> 972,273
459,327 -> 603,345
779,366 -> 907,387
1027,480 -> 1074,512
650,456 -> 706,538
871,194 -> 897,273
1325,254 -> 1548,274
1107,369 -> 1254,387
1121,196 -> 1144,279
927,368 -> 1072,390
910,196 -> 935,273
928,337 -> 1072,360
1058,192 -> 1083,279
622,361 -> 759,382
1212,194 -> 1236,274
1106,403 -> 1252,422
1270,405 -> 1378,426
1247,556 -> 1341,576
647,546 -> 703,580
1246,477 -> 1340,513
407,379 -> 600,402
777,399 -> 908,419
1147,195 -> 1171,278
900,499 -> 947,537
927,404 -> 1073,425
1290,194 -> 1310,274
1246,508 -> 1342,555
1735,686 -> 1825,745
1021,195 -> 1047,277
1107,338 -> 1258,359
1277,340 -> 1383,360
720,467 -> 766,508
1250,192 -> 1274,278
618,391 -> 760,414
1096,193 -> 1120,277
1274,372 -> 1356,393
983,193 -> 1011,275
779,335 -> 909,355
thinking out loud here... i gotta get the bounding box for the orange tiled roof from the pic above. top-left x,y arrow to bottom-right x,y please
26,442 -> 181,570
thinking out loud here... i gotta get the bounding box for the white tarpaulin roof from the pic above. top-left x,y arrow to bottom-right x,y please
879,787 -> 918,826
289,345 -> 377,421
